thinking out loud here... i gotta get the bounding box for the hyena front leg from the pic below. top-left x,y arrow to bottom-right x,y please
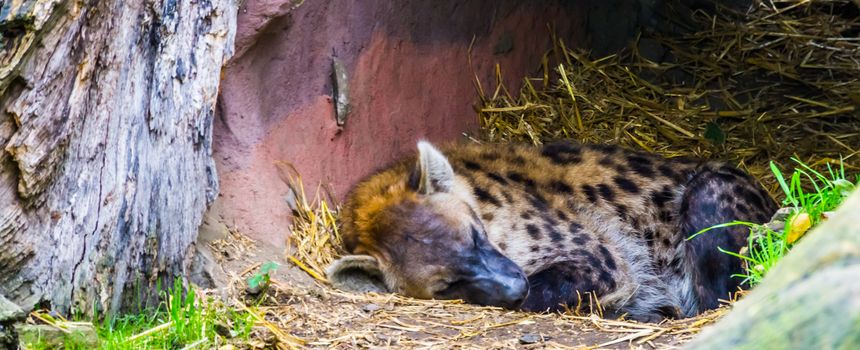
521,259 -> 679,322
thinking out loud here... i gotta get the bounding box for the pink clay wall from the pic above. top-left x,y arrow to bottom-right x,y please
212,1 -> 587,246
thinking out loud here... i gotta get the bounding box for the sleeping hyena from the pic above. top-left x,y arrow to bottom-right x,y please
327,141 -> 776,321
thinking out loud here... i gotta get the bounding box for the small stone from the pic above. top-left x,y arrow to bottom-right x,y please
764,221 -> 785,232
771,207 -> 797,222
519,333 -> 543,344
219,345 -> 236,350
362,303 -> 381,312
246,283 -> 263,295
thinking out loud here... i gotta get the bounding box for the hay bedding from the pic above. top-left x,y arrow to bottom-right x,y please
477,0 -> 860,194
213,0 -> 859,348
213,229 -> 728,350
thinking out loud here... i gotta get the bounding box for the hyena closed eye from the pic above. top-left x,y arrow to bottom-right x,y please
328,141 -> 776,321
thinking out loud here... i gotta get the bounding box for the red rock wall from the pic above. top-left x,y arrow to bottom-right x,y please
212,1 -> 587,246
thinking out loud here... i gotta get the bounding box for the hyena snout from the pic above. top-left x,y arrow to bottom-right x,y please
437,246 -> 529,309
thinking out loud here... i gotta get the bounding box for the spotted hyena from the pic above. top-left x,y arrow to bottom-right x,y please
327,141 -> 776,321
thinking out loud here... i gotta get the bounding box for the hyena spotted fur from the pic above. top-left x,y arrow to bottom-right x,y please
328,141 -> 777,321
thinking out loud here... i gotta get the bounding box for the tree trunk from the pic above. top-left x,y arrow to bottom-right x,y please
0,0 -> 236,316
687,191 -> 860,349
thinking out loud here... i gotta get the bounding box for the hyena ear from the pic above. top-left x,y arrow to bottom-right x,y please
326,255 -> 389,293
408,141 -> 455,194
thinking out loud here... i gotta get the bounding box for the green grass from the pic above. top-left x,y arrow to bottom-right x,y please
690,158 -> 857,286
25,279 -> 258,350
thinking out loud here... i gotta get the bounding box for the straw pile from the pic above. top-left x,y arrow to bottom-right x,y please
477,0 -> 860,195
212,226 -> 729,349
228,278 -> 730,349
276,161 -> 344,282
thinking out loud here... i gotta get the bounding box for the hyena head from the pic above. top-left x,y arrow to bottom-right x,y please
328,141 -> 528,308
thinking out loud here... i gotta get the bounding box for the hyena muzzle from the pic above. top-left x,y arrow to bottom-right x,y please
327,141 -> 776,321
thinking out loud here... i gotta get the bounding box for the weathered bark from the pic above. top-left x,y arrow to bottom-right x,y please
687,191 -> 860,349
0,0 -> 236,315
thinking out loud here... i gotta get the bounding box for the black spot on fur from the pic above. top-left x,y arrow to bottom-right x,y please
575,249 -> 602,268
550,180 -> 574,194
571,236 -> 588,245
555,209 -> 569,221
598,156 -> 615,166
740,187 -> 766,211
481,212 -> 494,222
530,245 -> 541,253
627,154 -> 655,177
597,184 -> 615,202
511,156 -> 527,165
643,229 -> 655,246
626,154 -> 652,167
526,224 -> 542,239
528,193 -> 549,210
598,246 -> 617,270
736,203 -> 750,215
582,184 -> 598,203
614,204 -> 629,220
501,191 -> 514,204
541,142 -> 583,164
659,210 -> 674,223
486,172 -> 508,185
498,242 -> 507,251
542,215 -> 559,227
651,189 -> 674,208
520,212 -> 532,220
463,161 -> 482,171
662,238 -> 671,247
657,164 -> 677,179
591,144 -> 618,154
613,176 -> 640,194
569,222 -> 583,235
545,224 -> 564,243
473,187 -> 501,206
507,171 -> 536,188
599,271 -> 616,289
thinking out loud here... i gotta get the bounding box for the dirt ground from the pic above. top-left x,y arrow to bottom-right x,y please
205,233 -> 723,349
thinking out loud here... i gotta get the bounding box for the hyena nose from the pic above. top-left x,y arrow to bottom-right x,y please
500,271 -> 529,308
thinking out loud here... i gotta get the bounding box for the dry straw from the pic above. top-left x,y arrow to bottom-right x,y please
477,0 -> 860,196
276,161 -> 344,283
